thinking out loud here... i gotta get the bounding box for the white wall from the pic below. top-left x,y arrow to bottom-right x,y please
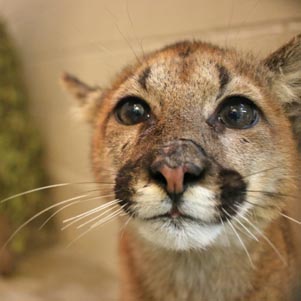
1,0 -> 300,275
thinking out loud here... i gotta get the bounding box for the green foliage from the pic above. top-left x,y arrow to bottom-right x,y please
0,21 -> 53,253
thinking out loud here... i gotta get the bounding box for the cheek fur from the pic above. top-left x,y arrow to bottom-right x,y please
132,183 -> 170,219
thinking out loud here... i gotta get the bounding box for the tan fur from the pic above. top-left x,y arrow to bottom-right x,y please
63,35 -> 301,301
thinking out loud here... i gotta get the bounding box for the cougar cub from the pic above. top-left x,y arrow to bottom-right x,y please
63,35 -> 301,301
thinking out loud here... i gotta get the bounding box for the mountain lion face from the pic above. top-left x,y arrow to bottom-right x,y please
64,37 -> 300,251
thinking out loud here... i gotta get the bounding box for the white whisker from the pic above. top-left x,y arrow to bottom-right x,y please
0,183 -> 71,204
236,211 -> 287,265
90,205 -> 126,229
225,213 -> 255,269
39,200 -> 83,230
226,210 -> 258,242
242,166 -> 278,180
61,198 -> 119,227
76,204 -> 120,229
1,193 -> 93,250
0,182 -> 114,204
66,205 -> 126,248
38,194 -> 115,230
280,212 -> 301,225
219,216 -> 230,247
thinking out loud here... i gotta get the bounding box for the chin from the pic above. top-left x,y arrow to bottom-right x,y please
136,218 -> 223,251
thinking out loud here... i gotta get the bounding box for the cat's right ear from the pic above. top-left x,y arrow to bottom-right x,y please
61,73 -> 102,123
263,34 -> 301,149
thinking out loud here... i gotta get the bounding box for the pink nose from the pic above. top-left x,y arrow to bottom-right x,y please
159,166 -> 185,194
152,163 -> 203,194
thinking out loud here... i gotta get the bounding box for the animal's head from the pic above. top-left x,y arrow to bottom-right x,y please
63,35 -> 301,251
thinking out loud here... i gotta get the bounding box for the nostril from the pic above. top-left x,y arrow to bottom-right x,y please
183,172 -> 199,184
183,164 -> 205,186
151,171 -> 168,187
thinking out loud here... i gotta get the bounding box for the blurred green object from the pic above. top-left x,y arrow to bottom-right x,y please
0,20 -> 54,264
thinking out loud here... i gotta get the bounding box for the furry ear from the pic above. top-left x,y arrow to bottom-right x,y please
263,34 -> 301,149
61,73 -> 102,123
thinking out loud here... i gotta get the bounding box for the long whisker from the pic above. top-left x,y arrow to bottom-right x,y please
76,204 -> 121,229
242,166 -> 279,180
0,182 -> 115,204
39,200 -> 86,230
280,212 -> 301,225
62,198 -> 119,223
229,212 -> 259,242
244,198 -> 274,209
243,167 -> 301,181
235,210 -> 287,265
39,193 -> 116,230
1,193 -> 94,250
62,198 -> 119,226
63,199 -> 119,223
90,205 -> 127,229
224,211 -> 255,269
246,190 -> 296,199
104,7 -> 141,64
66,205 -> 126,248
219,215 -> 230,247
125,0 -> 145,59
1,183 -> 70,204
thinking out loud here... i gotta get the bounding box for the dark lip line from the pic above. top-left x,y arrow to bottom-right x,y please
143,213 -> 208,225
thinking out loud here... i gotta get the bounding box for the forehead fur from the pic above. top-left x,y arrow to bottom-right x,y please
100,41 -> 269,106
63,36 -> 301,159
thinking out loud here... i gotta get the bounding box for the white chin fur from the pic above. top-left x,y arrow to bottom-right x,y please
136,219 -> 223,250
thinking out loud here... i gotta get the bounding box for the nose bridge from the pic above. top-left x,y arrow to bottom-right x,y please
155,140 -> 206,168
160,102 -> 205,143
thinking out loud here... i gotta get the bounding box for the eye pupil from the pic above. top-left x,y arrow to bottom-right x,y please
228,108 -> 241,121
218,97 -> 259,129
115,96 -> 150,125
132,104 -> 144,118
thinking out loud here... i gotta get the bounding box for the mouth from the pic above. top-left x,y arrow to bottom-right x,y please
135,203 -> 224,251
144,206 -> 207,225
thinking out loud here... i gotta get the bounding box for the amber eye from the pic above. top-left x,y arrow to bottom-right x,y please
217,96 -> 259,129
114,96 -> 151,125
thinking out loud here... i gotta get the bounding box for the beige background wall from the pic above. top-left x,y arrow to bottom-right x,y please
0,0 -> 301,284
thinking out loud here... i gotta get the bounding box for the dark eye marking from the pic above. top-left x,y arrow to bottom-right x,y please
216,64 -> 230,99
138,67 -> 151,91
114,96 -> 151,126
178,45 -> 191,58
208,95 -> 260,130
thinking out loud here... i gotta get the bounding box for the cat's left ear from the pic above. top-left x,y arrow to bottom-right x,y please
61,73 -> 102,123
263,34 -> 301,146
